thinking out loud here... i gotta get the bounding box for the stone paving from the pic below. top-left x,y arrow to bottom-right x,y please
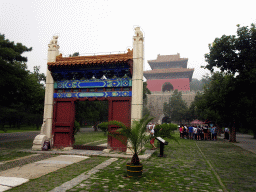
20,146 -> 155,160
232,133 -> 256,154
0,155 -> 90,191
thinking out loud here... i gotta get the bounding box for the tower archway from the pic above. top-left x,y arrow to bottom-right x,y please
162,82 -> 173,92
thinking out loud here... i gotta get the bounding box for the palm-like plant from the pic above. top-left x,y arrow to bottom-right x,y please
98,114 -> 154,165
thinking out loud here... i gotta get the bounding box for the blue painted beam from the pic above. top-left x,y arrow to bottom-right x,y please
54,78 -> 132,89
53,91 -> 132,98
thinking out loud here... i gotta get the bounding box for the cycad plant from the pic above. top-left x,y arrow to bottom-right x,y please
98,114 -> 154,165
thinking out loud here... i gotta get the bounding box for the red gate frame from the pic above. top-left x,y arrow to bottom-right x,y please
52,97 -> 131,151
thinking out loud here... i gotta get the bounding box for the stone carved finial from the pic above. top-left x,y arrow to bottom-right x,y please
48,36 -> 60,51
134,27 -> 143,41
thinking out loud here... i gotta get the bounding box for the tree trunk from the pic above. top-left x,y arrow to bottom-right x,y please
131,153 -> 140,165
253,128 -> 256,139
217,126 -> 221,136
229,122 -> 236,142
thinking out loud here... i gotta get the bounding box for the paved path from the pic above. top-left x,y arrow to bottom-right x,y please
233,133 -> 256,154
0,131 -> 40,143
0,128 -> 101,143
0,155 -> 90,191
20,148 -> 155,160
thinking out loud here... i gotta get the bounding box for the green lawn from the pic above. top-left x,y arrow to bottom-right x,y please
74,131 -> 108,145
0,140 -> 34,162
67,133 -> 256,192
0,125 -> 40,133
0,129 -> 39,133
0,131 -> 107,162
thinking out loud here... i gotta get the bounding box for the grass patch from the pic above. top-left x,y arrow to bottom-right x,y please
67,134 -> 225,192
197,140 -> 256,192
8,156 -> 110,192
67,133 -> 256,192
74,131 -> 107,145
0,125 -> 39,133
0,140 -> 34,161
0,129 -> 39,133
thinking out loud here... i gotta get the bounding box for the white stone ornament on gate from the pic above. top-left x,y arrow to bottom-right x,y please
32,36 -> 60,150
126,27 -> 144,154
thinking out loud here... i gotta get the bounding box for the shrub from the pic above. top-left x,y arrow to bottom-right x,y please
74,120 -> 80,135
155,123 -> 178,138
98,123 -> 108,135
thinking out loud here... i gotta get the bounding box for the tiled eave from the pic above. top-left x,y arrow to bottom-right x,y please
48,49 -> 133,68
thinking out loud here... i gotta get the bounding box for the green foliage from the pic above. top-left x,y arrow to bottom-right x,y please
74,120 -> 80,135
98,123 -> 108,134
99,114 -> 154,165
32,66 -> 46,85
69,52 -> 80,57
190,75 -> 211,91
154,123 -> 179,143
191,72 -> 236,128
75,101 -> 108,126
202,23 -> 256,139
163,90 -> 188,124
142,82 -> 151,118
143,82 -> 151,101
0,34 -> 44,131
204,24 -> 256,76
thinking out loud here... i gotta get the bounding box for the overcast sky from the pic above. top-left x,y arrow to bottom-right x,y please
1,0 -> 256,80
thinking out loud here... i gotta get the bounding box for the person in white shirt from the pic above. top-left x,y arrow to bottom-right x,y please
150,126 -> 157,150
224,127 -> 229,140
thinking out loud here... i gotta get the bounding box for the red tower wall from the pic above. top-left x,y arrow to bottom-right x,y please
146,78 -> 190,92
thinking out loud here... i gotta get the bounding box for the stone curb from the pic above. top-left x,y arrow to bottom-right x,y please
49,158 -> 118,192
19,148 -> 156,159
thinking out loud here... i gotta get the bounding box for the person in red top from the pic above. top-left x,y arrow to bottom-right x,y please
150,125 -> 157,150
179,125 -> 183,138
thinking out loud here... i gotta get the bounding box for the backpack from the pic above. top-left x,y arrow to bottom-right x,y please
154,128 -> 158,136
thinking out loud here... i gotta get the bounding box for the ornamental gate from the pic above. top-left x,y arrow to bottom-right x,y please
32,27 -> 144,153
50,51 -> 133,151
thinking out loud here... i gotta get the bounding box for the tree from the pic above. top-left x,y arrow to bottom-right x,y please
0,34 -> 45,131
143,82 -> 151,118
204,23 -> 256,140
99,114 -> 154,166
163,89 -> 188,124
0,34 -> 32,108
190,75 -> 211,91
32,66 -> 46,86
69,52 -> 79,57
75,101 -> 108,127
192,72 -> 236,129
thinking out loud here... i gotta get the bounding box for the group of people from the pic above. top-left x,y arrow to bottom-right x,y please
179,125 -> 219,141
147,123 -> 231,149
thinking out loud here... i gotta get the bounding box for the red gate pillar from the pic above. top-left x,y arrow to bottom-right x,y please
108,97 -> 131,152
52,99 -> 75,148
